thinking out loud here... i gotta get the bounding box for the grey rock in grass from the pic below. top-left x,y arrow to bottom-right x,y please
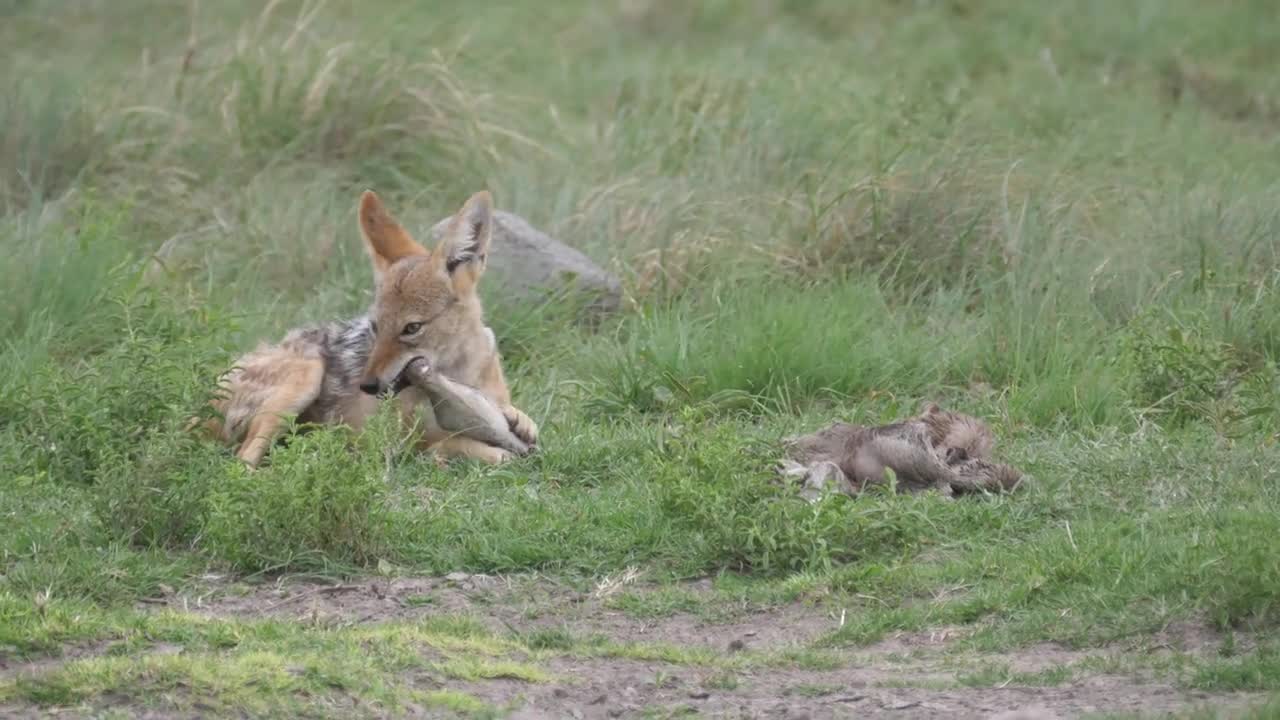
430,209 -> 621,317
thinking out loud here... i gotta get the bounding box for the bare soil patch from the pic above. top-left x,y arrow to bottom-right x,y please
1,576 -> 1267,719
484,658 -> 1252,719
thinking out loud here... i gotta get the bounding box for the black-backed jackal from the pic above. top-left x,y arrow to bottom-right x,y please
203,190 -> 538,466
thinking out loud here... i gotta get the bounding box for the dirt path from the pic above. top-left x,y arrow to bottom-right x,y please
1,575 -> 1265,719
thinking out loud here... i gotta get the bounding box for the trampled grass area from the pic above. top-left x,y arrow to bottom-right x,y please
3,0 -> 1280,717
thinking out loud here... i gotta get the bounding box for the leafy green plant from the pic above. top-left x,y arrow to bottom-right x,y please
1119,309 -> 1244,427
199,405 -> 408,572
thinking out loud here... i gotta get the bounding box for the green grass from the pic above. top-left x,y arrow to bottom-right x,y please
0,608 -> 531,717
1192,644 -> 1280,692
3,0 -> 1280,714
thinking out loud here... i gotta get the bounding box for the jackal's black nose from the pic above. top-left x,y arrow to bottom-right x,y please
359,380 -> 381,396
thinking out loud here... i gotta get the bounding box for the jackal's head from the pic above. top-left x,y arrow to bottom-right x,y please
356,189 -> 493,396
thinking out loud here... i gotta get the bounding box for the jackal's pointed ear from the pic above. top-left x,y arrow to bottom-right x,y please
358,190 -> 427,281
434,190 -> 493,294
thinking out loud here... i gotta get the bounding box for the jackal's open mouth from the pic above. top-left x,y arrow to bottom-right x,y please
387,357 -> 426,396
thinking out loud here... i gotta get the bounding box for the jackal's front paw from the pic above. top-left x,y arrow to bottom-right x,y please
435,436 -> 514,465
502,405 -> 539,447
480,445 -> 516,464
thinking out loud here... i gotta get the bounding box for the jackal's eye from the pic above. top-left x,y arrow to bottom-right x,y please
369,321 -> 378,334
401,322 -> 423,336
